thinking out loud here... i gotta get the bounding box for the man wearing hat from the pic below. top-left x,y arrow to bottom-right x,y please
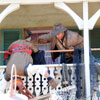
38,23 -> 98,96
38,23 -> 83,87
0,29 -> 59,93
38,22 -> 83,63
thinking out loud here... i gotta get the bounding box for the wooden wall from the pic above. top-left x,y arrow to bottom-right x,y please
0,3 -> 100,29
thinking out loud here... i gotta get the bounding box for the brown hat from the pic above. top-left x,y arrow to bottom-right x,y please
51,22 -> 67,36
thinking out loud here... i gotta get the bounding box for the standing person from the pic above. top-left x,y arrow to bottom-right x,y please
0,31 -> 59,93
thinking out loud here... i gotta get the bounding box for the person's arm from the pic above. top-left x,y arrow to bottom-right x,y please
71,33 -> 83,48
38,34 -> 52,44
76,34 -> 83,48
67,30 -> 83,49
31,43 -> 39,53
56,38 -> 66,50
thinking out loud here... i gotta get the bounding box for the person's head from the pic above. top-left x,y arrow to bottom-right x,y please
24,29 -> 32,41
51,22 -> 67,40
56,32 -> 64,40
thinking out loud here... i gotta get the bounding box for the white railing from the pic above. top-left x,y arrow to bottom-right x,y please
0,64 -> 99,100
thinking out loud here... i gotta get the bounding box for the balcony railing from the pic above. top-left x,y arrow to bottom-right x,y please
0,64 -> 99,100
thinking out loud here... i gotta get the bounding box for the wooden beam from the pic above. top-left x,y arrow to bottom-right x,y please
0,48 -> 100,54
0,64 -> 83,69
0,0 -> 100,5
0,0 -> 82,5
45,48 -> 100,53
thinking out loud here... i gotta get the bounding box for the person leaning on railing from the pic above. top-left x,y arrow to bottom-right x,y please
38,22 -> 83,63
0,30 -> 59,94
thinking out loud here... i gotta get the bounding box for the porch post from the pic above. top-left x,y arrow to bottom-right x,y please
83,2 -> 91,100
54,2 -> 91,99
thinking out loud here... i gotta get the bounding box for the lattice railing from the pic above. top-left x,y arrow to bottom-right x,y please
0,64 -> 99,100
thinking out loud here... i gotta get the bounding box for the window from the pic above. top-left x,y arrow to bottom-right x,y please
90,28 -> 100,58
1,29 -> 22,65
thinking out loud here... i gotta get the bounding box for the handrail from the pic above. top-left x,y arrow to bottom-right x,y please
45,48 -> 100,53
0,48 -> 100,54
0,63 -> 84,69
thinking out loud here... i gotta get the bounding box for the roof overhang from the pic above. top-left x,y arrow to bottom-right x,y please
0,0 -> 100,5
0,1 -> 100,29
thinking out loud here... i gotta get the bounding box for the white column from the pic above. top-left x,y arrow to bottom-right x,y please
83,2 -> 91,100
